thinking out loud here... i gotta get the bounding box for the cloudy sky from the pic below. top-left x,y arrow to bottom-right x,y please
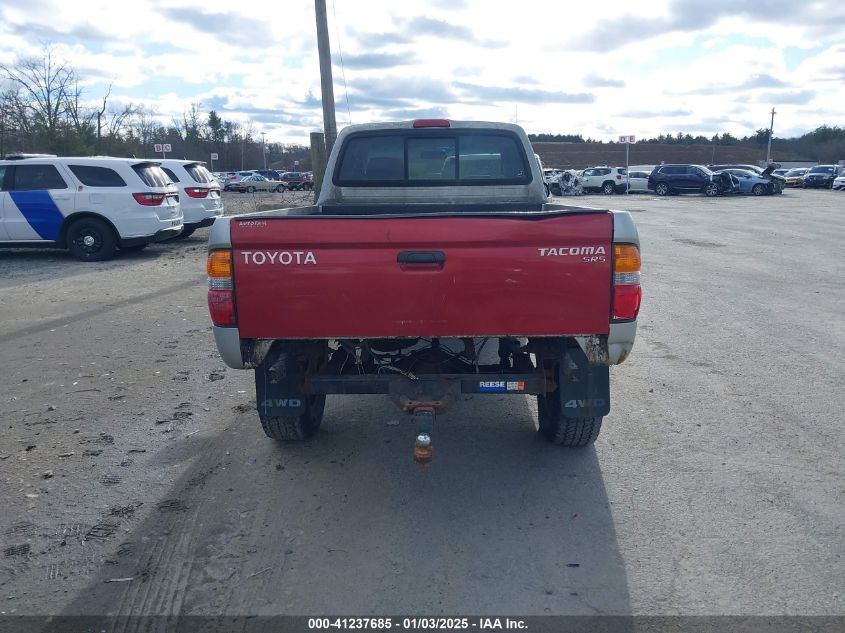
1,0 -> 843,144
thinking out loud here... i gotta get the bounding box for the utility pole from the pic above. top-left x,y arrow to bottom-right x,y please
765,107 -> 776,165
261,132 -> 267,170
315,0 -> 337,159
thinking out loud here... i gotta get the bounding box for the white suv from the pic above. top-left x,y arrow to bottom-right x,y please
159,160 -> 224,237
580,166 -> 628,194
0,155 -> 183,261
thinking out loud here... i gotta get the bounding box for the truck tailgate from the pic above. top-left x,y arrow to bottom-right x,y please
231,213 -> 613,338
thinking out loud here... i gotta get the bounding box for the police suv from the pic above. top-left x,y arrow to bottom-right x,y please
159,159 -> 224,238
0,155 -> 183,261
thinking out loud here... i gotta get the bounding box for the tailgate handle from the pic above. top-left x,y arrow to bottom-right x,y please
397,251 -> 445,265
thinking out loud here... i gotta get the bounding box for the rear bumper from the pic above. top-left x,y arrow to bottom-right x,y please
214,326 -> 246,368
186,216 -> 218,230
213,325 -> 638,371
120,225 -> 183,247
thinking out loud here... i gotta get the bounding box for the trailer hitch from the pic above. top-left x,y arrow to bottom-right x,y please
411,406 -> 435,468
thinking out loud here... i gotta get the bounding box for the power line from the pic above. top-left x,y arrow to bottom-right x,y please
332,0 -> 352,126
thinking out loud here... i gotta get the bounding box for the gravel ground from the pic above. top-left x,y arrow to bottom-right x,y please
0,188 -> 842,624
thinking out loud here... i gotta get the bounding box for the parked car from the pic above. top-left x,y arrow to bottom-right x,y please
772,169 -> 789,177
803,165 -> 838,188
223,171 -> 258,191
255,169 -> 283,180
832,172 -> 845,191
580,166 -> 627,194
543,168 -> 564,195
0,155 -> 182,260
713,168 -> 775,195
624,170 -> 651,193
709,163 -> 784,193
159,159 -> 224,238
647,164 -> 736,197
280,171 -> 314,191
230,174 -> 287,193
784,168 -> 810,187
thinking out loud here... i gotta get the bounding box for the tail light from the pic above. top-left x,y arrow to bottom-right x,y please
612,244 -> 641,321
133,192 -> 166,206
413,119 -> 450,128
185,187 -> 209,198
207,249 -> 236,327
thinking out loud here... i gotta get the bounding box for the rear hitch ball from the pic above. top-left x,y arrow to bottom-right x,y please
414,433 -> 433,468
412,407 -> 435,468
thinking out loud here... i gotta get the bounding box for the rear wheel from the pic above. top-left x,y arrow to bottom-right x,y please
275,184 -> 286,193
537,391 -> 602,446
751,183 -> 765,196
703,182 -> 720,197
256,343 -> 328,441
655,182 -> 669,196
67,217 -> 117,262
259,395 -> 326,441
602,181 -> 615,195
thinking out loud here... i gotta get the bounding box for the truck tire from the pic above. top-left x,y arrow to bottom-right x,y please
67,217 -> 118,261
259,394 -> 326,441
536,392 -> 602,447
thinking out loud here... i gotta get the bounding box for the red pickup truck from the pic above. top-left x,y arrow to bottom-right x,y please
207,120 -> 641,464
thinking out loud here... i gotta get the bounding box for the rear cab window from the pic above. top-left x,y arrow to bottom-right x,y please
334,131 -> 530,186
68,165 -> 127,187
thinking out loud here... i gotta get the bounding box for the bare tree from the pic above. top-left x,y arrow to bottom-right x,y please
128,106 -> 160,149
0,44 -> 79,149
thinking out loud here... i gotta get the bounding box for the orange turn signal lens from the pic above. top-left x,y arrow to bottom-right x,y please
207,250 -> 232,278
614,244 -> 640,273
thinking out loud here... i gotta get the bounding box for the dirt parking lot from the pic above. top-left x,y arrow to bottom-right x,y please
0,188 -> 842,625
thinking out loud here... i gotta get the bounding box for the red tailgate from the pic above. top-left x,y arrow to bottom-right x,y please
231,213 -> 613,338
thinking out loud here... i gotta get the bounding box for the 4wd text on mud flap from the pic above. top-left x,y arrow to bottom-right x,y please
260,399 -> 302,408
241,251 -> 317,265
564,399 -> 607,408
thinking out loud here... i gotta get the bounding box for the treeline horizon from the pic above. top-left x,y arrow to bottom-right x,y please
0,45 -> 312,171
529,126 -> 845,163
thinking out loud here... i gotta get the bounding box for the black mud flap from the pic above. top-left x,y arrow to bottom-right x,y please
559,346 -> 610,418
255,350 -> 307,416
